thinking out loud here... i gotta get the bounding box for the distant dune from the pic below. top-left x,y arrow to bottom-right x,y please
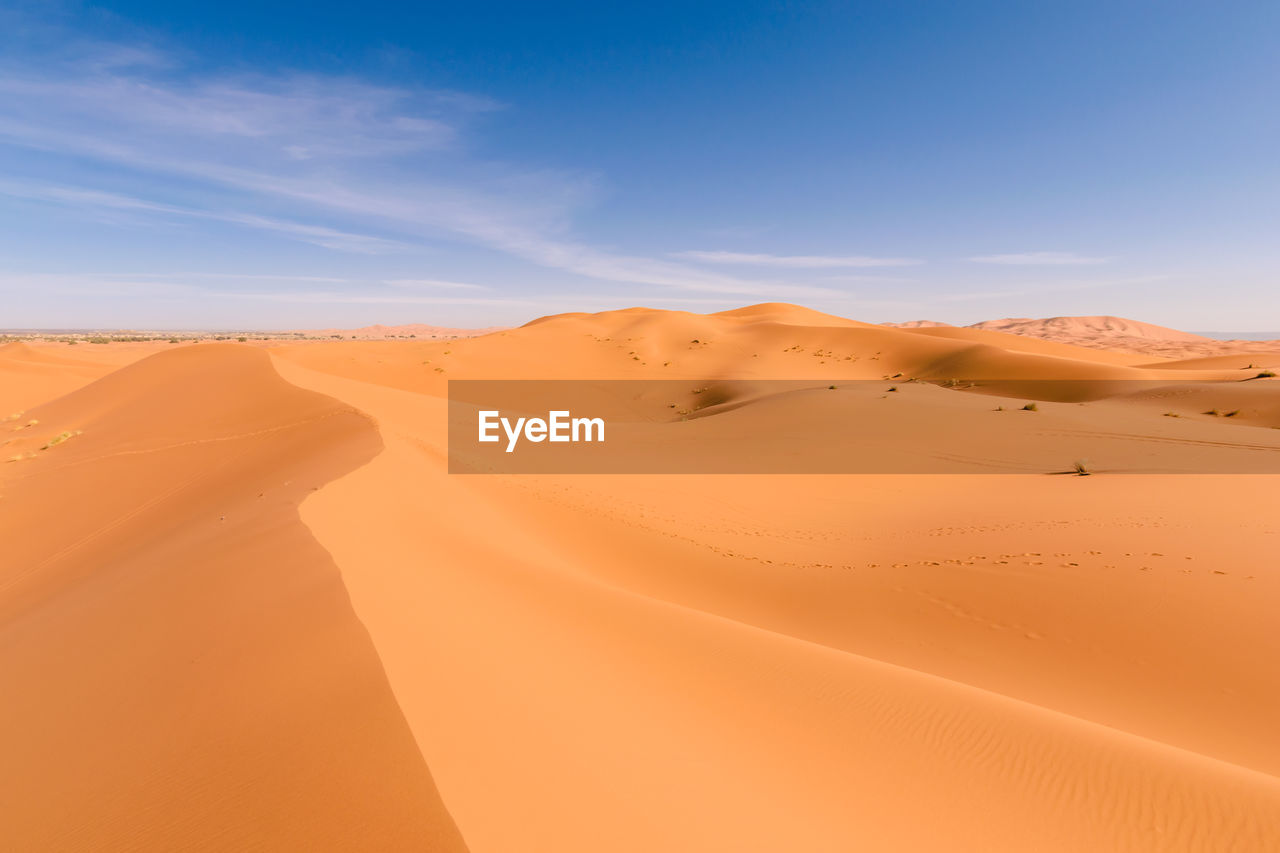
4,303 -> 1280,851
883,319 -> 953,328
885,314 -> 1280,358
971,315 -> 1210,342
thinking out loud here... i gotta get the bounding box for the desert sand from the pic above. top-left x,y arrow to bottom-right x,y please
3,304 -> 1280,851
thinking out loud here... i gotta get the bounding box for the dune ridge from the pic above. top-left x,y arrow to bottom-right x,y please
0,345 -> 466,851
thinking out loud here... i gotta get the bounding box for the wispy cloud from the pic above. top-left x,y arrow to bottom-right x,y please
967,252 -> 1110,265
130,272 -> 351,283
674,250 -> 921,268
235,292 -> 532,306
0,72 -> 495,159
0,181 -> 407,253
386,278 -> 489,291
0,271 -> 511,305
820,273 -> 920,283
930,275 -> 1167,302
0,271 -> 207,298
0,42 -> 842,299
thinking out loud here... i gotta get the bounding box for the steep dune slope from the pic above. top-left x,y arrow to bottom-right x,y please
0,345 -> 466,851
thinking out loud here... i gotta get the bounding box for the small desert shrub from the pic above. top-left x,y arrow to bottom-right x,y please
1163,412 -> 1181,417
1255,371 -> 1277,379
1022,403 -> 1038,412
237,336 -> 248,342
886,386 -> 898,392
87,336 -> 110,344
41,430 -> 79,449
1203,408 -> 1220,416
1072,459 -> 1091,476
1224,410 -> 1240,417
169,338 -> 181,344
828,385 -> 837,390
994,405 -> 1004,411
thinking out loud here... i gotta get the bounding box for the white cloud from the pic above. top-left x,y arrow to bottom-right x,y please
0,45 -> 842,298
0,271 -> 516,306
386,278 -> 489,291
0,72 -> 490,159
0,181 -> 407,253
235,291 -> 533,306
674,250 -> 921,268
967,252 -> 1110,265
136,272 -> 350,283
930,275 -> 1168,302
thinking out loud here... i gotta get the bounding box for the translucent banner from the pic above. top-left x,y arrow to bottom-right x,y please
447,379 -> 1280,474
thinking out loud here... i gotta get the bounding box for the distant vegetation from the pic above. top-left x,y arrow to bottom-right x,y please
41,430 -> 80,450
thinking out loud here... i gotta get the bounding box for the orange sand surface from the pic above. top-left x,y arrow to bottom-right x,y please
3,304 -> 1280,851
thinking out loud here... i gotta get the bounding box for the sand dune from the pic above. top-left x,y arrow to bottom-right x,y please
4,305 -> 1280,850
0,340 -> 155,413
886,314 -> 1280,360
972,315 -> 1211,343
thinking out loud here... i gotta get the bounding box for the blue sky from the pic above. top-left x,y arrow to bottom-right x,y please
1,1 -> 1277,330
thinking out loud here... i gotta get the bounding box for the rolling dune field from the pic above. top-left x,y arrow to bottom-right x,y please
3,305 -> 1280,851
